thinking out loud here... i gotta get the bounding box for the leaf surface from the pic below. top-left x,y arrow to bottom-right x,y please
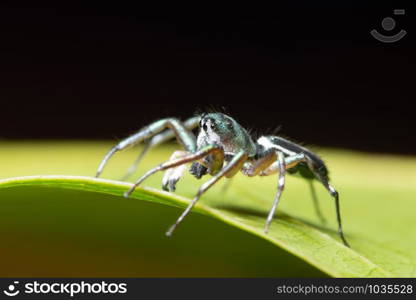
0,141 -> 415,277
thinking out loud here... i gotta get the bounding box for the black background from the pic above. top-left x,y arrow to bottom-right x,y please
0,2 -> 414,154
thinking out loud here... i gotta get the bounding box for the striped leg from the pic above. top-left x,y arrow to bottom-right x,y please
95,118 -> 198,178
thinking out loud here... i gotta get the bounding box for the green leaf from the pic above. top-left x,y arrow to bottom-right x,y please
0,141 -> 415,277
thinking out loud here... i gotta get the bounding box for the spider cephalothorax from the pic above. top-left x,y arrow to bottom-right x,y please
197,113 -> 256,156
190,113 -> 256,179
95,113 -> 349,247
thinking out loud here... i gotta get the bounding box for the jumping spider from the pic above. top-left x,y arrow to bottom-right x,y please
95,113 -> 349,247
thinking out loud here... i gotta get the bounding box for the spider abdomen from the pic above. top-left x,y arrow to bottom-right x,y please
259,136 -> 329,181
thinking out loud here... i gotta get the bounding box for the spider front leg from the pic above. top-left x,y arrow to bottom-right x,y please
166,150 -> 247,236
120,117 -> 200,181
124,144 -> 225,198
123,145 -> 247,236
95,118 -> 197,178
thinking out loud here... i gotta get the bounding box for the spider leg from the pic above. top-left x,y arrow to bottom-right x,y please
243,150 -> 278,177
264,151 -> 287,233
166,151 -> 248,237
242,149 -> 302,232
308,180 -> 327,225
298,155 -> 349,247
161,150 -> 189,192
259,153 -> 310,176
120,141 -> 152,181
315,175 -> 350,247
260,158 -> 328,225
240,150 -> 294,228
261,154 -> 350,247
120,117 -> 200,181
95,118 -> 198,178
256,152 -> 318,232
124,144 -> 225,198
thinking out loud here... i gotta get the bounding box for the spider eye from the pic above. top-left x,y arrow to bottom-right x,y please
202,123 -> 208,131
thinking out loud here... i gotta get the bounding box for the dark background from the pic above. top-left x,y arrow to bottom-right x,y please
0,2 -> 414,154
